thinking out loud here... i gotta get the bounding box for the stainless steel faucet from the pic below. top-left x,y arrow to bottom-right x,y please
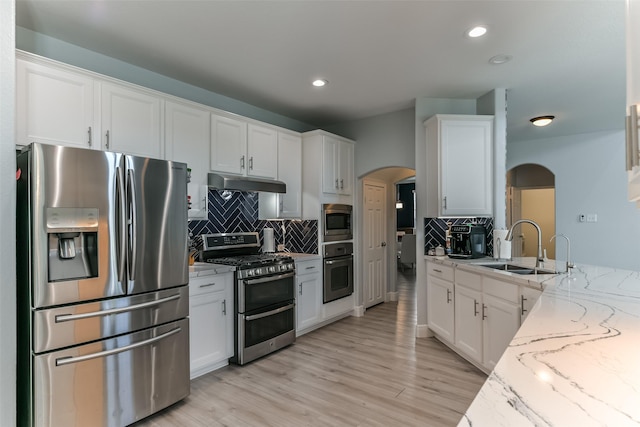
550,233 -> 574,270
505,219 -> 544,267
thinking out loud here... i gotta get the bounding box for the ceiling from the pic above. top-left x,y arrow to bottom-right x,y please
15,0 -> 626,143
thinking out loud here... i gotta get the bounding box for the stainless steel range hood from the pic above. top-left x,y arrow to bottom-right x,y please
207,173 -> 287,193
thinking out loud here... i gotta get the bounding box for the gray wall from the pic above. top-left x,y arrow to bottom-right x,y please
16,27 -> 316,133
508,130 -> 640,270
325,107 -> 416,178
1,0 -> 16,425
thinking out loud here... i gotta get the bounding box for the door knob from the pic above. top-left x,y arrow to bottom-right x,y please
381,242 -> 387,247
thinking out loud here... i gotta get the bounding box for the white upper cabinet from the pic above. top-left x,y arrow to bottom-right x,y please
17,57 -> 95,149
100,82 -> 163,159
425,114 -> 493,217
165,100 -> 211,220
321,136 -> 353,196
210,115 -> 278,179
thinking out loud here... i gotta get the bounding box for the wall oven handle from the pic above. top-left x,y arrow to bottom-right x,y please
325,255 -> 353,265
245,303 -> 294,321
55,327 -> 181,366
244,271 -> 295,285
55,294 -> 181,323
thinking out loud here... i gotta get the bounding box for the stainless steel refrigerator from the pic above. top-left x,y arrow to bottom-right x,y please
16,143 -> 190,427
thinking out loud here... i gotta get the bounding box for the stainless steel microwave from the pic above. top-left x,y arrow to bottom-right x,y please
323,204 -> 353,242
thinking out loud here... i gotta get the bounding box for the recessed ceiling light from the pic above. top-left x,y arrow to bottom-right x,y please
466,25 -> 488,38
530,116 -> 555,127
312,79 -> 328,87
489,54 -> 512,65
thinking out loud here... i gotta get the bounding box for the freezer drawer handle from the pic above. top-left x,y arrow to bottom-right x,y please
245,303 -> 294,321
55,294 -> 181,323
56,327 -> 182,367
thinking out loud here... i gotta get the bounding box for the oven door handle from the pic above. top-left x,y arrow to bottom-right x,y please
245,303 -> 295,321
243,271 -> 295,285
325,255 -> 353,265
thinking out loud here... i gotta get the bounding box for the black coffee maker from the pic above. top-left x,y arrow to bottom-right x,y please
448,224 -> 486,259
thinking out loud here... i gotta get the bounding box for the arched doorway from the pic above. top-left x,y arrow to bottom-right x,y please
506,164 -> 555,258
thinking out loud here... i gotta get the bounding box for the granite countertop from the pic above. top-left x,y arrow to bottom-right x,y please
453,262 -> 640,426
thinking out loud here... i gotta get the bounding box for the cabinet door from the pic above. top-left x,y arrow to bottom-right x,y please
100,82 -> 163,158
247,124 -> 278,179
17,58 -> 95,149
520,287 -> 542,324
337,141 -> 353,195
440,117 -> 493,216
321,137 -> 338,194
427,276 -> 454,343
277,132 -> 302,218
296,271 -> 322,333
189,289 -> 229,379
454,284 -> 483,363
165,101 -> 210,219
482,293 -> 520,371
210,114 -> 247,175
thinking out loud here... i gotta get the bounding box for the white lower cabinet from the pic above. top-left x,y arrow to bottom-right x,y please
482,292 -> 520,371
295,258 -> 322,335
189,272 -> 234,379
454,283 -> 483,362
426,262 -> 455,343
520,286 -> 542,324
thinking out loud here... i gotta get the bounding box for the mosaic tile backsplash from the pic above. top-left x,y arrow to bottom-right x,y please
424,217 -> 494,256
188,189 -> 319,254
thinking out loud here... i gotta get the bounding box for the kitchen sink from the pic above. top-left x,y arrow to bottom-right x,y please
475,262 -> 557,275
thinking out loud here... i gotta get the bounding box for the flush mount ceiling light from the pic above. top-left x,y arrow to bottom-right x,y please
466,25 -> 488,38
530,115 -> 555,127
312,79 -> 328,87
489,54 -> 512,65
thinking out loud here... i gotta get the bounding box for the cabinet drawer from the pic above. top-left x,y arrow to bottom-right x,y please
189,273 -> 233,297
483,276 -> 519,303
295,259 -> 322,276
427,262 -> 454,282
455,269 -> 482,291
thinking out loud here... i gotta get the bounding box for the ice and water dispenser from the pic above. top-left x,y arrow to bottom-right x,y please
46,207 -> 99,282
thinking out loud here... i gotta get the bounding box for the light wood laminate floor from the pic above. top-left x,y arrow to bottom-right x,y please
135,269 -> 486,427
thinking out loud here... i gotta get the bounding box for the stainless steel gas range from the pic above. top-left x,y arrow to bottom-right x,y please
200,232 -> 296,365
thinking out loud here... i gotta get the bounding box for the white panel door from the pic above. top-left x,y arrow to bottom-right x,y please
364,181 -> 387,308
100,82 -> 163,158
165,100 -> 210,219
247,123 -> 278,179
17,58 -> 95,149
210,114 -> 246,175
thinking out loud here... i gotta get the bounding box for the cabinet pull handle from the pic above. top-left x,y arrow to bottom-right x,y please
340,179 -> 344,189
279,198 -> 284,212
305,266 -> 316,270
241,155 -> 245,169
199,282 -> 216,288
482,304 -> 487,320
521,295 -> 527,316
446,289 -> 452,304
474,300 -> 479,316
433,268 -> 442,273
299,284 -> 303,295
222,299 -> 226,315
443,196 -> 447,210
249,156 -> 254,170
631,105 -> 639,168
88,127 -> 92,147
105,130 -> 110,149
335,179 -> 339,189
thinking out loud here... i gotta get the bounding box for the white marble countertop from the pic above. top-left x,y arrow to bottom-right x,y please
455,262 -> 640,426
283,252 -> 322,261
188,262 -> 235,278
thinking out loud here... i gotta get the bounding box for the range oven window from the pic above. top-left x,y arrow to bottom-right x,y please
244,304 -> 295,348
241,273 -> 294,313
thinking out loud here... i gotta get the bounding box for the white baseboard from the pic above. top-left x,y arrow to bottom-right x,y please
353,305 -> 365,317
387,291 -> 399,302
416,324 -> 432,338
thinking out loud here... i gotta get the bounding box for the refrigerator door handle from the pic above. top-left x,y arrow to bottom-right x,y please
127,169 -> 138,281
55,326 -> 182,366
116,166 -> 127,286
55,293 -> 181,323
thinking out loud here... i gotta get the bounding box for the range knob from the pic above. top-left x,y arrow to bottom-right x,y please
269,266 -> 276,273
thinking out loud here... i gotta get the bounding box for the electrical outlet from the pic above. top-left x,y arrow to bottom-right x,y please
586,213 -> 598,223
277,244 -> 285,252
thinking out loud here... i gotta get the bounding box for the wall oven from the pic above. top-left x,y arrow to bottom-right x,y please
323,242 -> 354,303
323,203 -> 353,242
